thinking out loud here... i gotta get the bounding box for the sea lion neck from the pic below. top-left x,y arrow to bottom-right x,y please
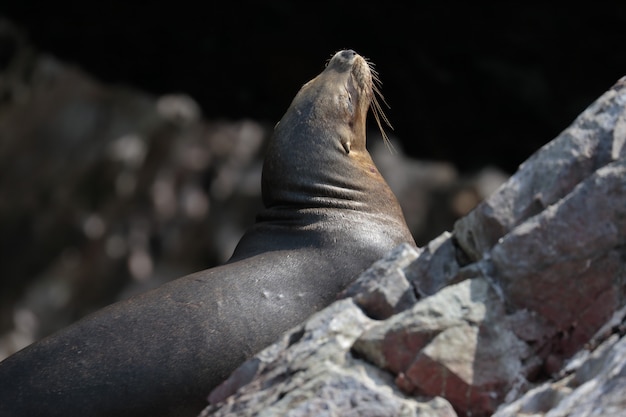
261,50 -> 394,213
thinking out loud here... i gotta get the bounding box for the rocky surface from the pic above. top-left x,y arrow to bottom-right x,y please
494,317 -> 626,417
201,77 -> 626,416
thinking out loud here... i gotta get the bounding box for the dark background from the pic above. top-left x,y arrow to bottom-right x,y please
2,1 -> 625,173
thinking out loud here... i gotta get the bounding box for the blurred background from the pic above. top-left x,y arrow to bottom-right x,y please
0,2 -> 624,358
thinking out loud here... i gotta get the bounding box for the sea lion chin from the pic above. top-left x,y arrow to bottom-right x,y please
0,50 -> 416,417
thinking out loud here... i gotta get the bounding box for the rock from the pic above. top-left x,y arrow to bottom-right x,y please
354,278 -> 527,417
490,158 -> 626,357
494,331 -> 626,417
403,232 -> 462,297
338,243 -> 421,320
202,298 -> 457,417
454,76 -> 626,262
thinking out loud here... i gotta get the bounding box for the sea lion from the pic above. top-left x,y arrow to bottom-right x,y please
0,49 -> 416,417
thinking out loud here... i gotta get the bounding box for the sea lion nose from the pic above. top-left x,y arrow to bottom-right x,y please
341,50 -> 357,59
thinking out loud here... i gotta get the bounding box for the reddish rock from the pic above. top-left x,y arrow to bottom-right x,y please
354,278 -> 527,417
491,159 -> 626,356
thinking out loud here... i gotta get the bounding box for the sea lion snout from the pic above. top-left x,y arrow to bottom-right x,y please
340,49 -> 357,59
327,49 -> 360,71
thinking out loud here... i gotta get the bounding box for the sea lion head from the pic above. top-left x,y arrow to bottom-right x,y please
262,49 -> 395,210
295,49 -> 376,153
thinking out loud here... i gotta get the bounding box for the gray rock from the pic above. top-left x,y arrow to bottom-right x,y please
494,333 -> 626,417
202,299 -> 457,417
491,158 -> 626,357
354,277 -> 528,417
404,232 -> 462,297
454,76 -> 626,262
339,243 -> 421,319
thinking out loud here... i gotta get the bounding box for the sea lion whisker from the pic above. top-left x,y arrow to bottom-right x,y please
372,92 -> 393,132
365,59 -> 392,115
371,96 -> 397,154
365,60 -> 396,154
